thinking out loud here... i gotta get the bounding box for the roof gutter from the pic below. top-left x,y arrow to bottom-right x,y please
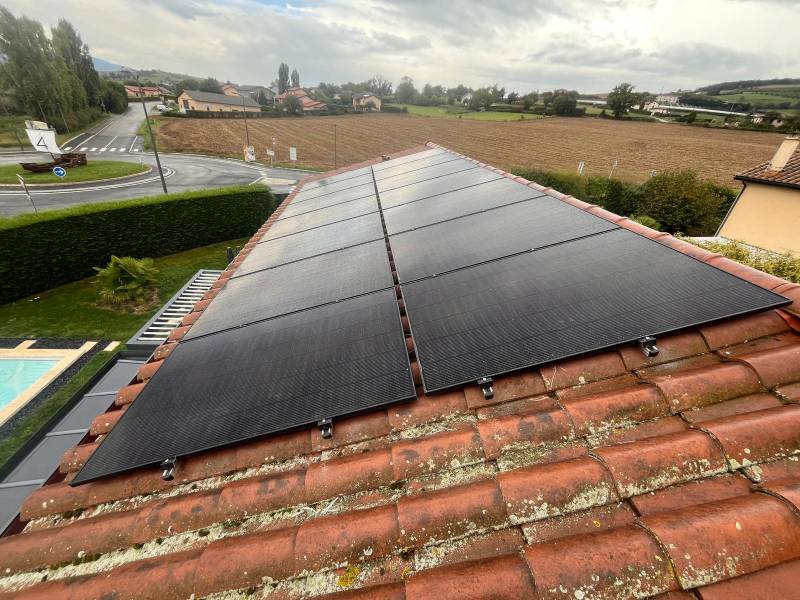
716,180 -> 746,236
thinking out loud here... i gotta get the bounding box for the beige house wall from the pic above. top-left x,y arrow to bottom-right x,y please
354,95 -> 382,111
719,182 -> 800,255
177,93 -> 261,113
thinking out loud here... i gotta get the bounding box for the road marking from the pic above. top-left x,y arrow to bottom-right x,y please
99,148 -> 107,152
80,147 -> 88,151
90,147 -> 97,152
63,146 -> 72,151
128,136 -> 139,153
76,119 -> 114,147
0,168 -> 175,195
110,148 -> 117,152
132,149 -> 139,152
102,135 -> 117,150
118,147 -> 125,152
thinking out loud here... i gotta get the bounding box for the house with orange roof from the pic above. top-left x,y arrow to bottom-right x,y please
275,86 -> 327,112
718,135 -> 800,255
1,144 -> 800,600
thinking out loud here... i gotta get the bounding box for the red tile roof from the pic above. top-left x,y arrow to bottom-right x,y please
735,140 -> 800,189
2,143 -> 800,599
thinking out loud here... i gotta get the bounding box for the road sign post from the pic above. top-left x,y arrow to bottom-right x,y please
139,80 -> 168,194
16,174 -> 37,214
266,148 -> 275,167
52,166 -> 66,178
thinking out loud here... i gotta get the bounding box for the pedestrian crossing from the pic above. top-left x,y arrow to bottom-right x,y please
63,146 -> 140,153
62,134 -> 142,155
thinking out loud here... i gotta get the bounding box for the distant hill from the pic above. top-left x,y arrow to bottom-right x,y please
697,78 -> 800,95
92,57 -> 127,72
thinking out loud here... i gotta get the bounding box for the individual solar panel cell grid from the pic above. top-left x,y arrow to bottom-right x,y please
72,289 -> 416,485
372,148 -> 448,172
402,228 -> 790,392
262,195 -> 379,241
238,212 -> 385,275
372,152 -> 464,181
389,196 -> 619,282
291,172 -> 375,203
383,177 -> 546,235
379,167 -> 504,210
279,185 -> 377,220
376,159 -> 478,194
299,166 -> 373,192
185,240 -> 395,339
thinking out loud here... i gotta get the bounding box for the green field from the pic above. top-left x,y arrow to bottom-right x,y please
717,91 -> 800,105
0,237 -> 246,339
0,160 -> 147,184
389,104 -> 544,121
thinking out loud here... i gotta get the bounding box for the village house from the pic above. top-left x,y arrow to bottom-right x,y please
718,135 -> 800,255
177,89 -> 261,113
222,82 -> 276,104
352,92 -> 382,111
123,84 -> 162,99
275,86 -> 327,112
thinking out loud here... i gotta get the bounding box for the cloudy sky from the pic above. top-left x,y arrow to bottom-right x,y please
6,0 -> 799,93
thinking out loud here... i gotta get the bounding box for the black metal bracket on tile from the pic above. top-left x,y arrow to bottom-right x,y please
317,418 -> 333,439
160,457 -> 177,481
477,377 -> 494,400
638,336 -> 660,358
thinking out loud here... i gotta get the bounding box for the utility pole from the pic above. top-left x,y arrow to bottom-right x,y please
241,94 -> 251,147
333,124 -> 337,169
139,78 -> 168,194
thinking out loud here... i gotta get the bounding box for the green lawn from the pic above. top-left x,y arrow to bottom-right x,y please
389,104 -> 544,121
0,114 -> 108,148
0,238 -> 247,339
2,160 -> 147,185
717,91 -> 800,106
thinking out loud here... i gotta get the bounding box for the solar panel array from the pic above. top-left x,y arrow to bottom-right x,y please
74,147 -> 790,484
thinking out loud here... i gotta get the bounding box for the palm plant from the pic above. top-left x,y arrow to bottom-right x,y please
94,255 -> 159,304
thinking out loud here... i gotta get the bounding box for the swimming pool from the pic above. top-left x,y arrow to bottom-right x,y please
0,358 -> 59,409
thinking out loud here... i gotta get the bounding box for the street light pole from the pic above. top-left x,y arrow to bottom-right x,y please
241,94 -> 250,147
139,79 -> 168,194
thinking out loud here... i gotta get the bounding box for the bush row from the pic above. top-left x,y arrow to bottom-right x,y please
511,168 -> 737,235
0,185 -> 276,304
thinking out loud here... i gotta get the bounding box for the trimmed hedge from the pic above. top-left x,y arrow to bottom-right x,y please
0,185 -> 276,304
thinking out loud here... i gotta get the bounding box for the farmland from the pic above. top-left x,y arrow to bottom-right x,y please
155,113 -> 783,185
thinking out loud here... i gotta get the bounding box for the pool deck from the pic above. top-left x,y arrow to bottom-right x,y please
0,341 -> 96,425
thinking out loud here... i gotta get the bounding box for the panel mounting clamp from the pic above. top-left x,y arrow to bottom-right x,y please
318,418 -> 333,439
477,377 -> 494,400
638,336 -> 659,358
160,457 -> 177,481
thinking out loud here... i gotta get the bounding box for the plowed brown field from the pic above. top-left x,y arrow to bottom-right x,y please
156,114 -> 781,185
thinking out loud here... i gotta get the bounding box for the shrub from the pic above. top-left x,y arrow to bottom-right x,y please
585,176 -> 642,217
95,256 -> 159,304
0,185 -> 275,303
629,214 -> 661,230
683,237 -> 800,283
640,170 -> 727,235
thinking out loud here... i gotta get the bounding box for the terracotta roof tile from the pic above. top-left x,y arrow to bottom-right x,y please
696,558 -> 800,600
735,141 -> 800,188
641,493 -> 800,588
4,143 -> 800,599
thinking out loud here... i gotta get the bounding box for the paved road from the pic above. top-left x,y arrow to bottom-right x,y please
61,102 -> 156,155
0,152 -> 310,216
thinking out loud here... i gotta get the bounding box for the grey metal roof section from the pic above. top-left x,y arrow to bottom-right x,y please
182,89 -> 261,107
0,356 -> 146,533
127,270 -> 222,351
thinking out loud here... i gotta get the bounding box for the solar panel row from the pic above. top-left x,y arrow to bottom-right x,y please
74,147 -> 790,485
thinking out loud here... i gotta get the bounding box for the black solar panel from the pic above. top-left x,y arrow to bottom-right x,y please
263,196 -> 378,240
390,196 -> 618,282
280,186 -> 377,219
72,289 -> 416,485
185,240 -> 394,339
372,148 -> 448,172
291,173 -> 375,203
376,159 -> 477,193
238,213 -> 385,274
300,166 -> 373,191
383,177 -> 546,235
373,153 -> 463,181
403,228 -> 790,392
379,168 -> 503,209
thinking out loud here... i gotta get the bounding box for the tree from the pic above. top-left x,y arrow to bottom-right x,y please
395,76 -> 417,104
366,74 -> 392,96
541,91 -> 554,106
278,63 -> 289,93
522,92 -> 538,110
507,91 -> 519,103
174,78 -> 200,96
607,83 -> 637,117
552,90 -> 578,115
51,19 -> 99,108
290,68 -> 299,88
99,79 -> 128,113
640,170 -> 727,235
257,90 -> 270,107
283,94 -> 302,115
198,77 -> 222,93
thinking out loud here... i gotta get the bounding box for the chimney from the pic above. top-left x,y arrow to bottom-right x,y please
767,135 -> 800,172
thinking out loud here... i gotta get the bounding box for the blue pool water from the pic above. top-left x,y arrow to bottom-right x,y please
0,358 -> 59,408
